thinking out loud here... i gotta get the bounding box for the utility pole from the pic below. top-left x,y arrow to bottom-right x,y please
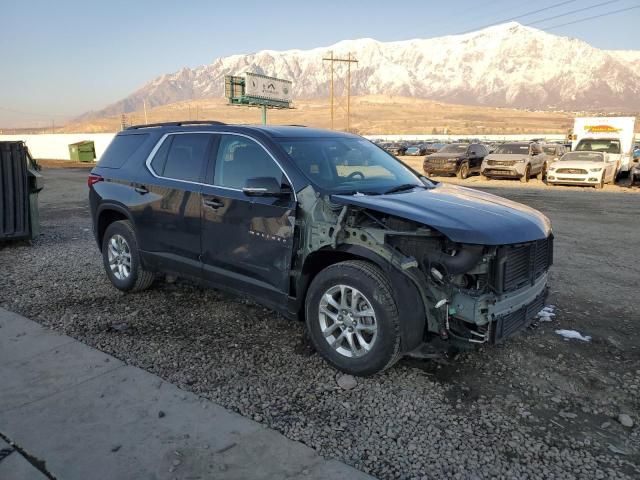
322,52 -> 358,131
347,52 -> 352,132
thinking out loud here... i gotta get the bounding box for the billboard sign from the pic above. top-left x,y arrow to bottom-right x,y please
244,73 -> 292,103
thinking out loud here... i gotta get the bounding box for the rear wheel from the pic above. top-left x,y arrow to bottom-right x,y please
305,260 -> 401,376
520,166 -> 531,183
102,220 -> 155,292
457,162 -> 470,180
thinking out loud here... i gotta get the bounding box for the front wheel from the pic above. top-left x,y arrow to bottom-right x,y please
305,260 -> 401,376
520,166 -> 531,183
102,220 -> 155,292
457,162 -> 470,180
537,162 -> 547,180
594,176 -> 604,189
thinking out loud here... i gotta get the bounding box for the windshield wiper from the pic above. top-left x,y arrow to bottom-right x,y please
384,183 -> 424,194
335,190 -> 380,196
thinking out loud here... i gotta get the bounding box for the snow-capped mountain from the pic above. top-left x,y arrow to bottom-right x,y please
89,22 -> 640,117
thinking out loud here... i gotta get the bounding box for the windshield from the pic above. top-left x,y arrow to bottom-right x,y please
559,152 -> 605,162
494,144 -> 529,155
276,137 -> 423,193
575,139 -> 620,154
439,144 -> 468,153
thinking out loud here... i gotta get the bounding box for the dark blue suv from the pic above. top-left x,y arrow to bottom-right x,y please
89,122 -> 553,376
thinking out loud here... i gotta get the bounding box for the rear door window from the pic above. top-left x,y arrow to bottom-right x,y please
150,133 -> 212,182
99,134 -> 149,168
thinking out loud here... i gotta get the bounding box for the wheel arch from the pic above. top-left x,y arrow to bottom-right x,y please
296,245 -> 426,352
96,203 -> 133,248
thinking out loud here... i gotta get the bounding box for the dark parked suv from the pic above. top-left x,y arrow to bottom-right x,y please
423,143 -> 489,179
90,122 -> 553,376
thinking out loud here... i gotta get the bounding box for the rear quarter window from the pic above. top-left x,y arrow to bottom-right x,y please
98,134 -> 149,168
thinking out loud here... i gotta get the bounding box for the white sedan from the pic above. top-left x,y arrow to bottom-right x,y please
546,151 -> 617,189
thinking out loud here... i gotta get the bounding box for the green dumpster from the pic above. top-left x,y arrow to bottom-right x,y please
68,140 -> 96,162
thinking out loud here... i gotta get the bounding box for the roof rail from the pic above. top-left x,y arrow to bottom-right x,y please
126,120 -> 226,130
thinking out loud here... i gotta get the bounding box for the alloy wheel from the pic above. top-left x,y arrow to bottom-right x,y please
107,234 -> 132,280
318,284 -> 378,358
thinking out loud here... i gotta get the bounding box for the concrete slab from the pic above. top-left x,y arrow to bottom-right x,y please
0,438 -> 48,480
0,308 -> 73,362
0,308 -> 372,480
0,332 -> 123,412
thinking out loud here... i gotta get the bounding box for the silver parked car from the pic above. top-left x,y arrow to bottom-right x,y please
481,142 -> 547,183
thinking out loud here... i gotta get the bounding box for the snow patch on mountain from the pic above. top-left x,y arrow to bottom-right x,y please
85,22 -> 640,118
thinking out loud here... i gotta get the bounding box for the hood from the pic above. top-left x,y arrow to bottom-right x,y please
331,183 -> 551,245
550,160 -> 608,170
427,152 -> 465,160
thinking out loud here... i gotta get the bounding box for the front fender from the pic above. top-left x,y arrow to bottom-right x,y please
332,244 -> 428,352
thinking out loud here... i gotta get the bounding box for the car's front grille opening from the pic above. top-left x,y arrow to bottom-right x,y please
493,236 -> 553,293
556,168 -> 588,174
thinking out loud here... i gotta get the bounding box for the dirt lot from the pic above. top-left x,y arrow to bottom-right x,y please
1,168 -> 639,479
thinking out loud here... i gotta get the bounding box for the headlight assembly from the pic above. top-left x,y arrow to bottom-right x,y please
589,167 -> 603,172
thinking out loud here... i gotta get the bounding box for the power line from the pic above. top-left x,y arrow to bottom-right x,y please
458,0 -> 578,33
526,0 -> 622,26
542,4 -> 640,29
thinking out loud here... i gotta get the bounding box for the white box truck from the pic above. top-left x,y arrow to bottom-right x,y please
571,117 -> 636,177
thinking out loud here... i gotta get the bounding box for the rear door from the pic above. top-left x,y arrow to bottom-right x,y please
131,132 -> 213,277
468,144 -> 486,171
200,133 -> 297,305
530,144 -> 544,173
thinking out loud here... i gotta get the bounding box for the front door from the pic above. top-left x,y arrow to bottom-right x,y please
132,132 -> 213,277
200,134 -> 296,305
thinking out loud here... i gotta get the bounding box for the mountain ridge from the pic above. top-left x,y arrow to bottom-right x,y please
84,22 -> 640,119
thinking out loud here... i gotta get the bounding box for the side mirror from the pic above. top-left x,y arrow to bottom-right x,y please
242,177 -> 291,197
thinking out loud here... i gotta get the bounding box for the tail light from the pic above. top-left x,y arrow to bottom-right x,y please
87,174 -> 103,187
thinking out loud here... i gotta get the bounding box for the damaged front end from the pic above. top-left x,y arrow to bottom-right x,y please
293,185 -> 553,353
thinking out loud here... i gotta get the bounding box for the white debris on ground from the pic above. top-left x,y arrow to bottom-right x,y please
556,329 -> 592,342
537,305 -> 556,322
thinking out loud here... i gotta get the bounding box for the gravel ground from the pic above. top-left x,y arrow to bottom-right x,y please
1,168 -> 639,479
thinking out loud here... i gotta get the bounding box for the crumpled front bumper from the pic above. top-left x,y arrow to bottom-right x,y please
449,272 -> 549,341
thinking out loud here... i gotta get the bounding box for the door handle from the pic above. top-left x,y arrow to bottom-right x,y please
203,198 -> 224,209
134,185 -> 149,195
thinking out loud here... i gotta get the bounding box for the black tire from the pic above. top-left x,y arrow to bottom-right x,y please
594,176 -> 604,189
520,166 -> 531,183
102,220 -> 155,292
537,162 -> 547,180
457,162 -> 470,180
305,260 -> 401,376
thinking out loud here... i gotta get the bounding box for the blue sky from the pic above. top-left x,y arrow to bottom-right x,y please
1,0 -> 638,127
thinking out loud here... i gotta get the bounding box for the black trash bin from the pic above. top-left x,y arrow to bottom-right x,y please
0,141 -> 44,241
